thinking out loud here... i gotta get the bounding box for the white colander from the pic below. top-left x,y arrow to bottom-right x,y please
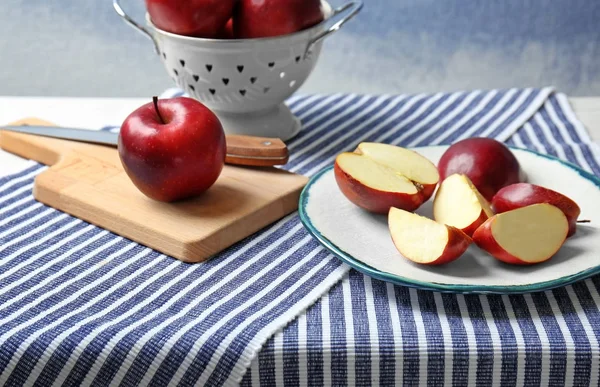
113,0 -> 363,141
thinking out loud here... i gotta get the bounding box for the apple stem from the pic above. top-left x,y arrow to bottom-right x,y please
577,219 -> 591,223
153,96 -> 165,124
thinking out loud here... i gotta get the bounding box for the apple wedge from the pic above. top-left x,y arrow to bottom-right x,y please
355,142 -> 440,201
472,203 -> 568,265
492,183 -> 581,238
388,207 -> 472,265
433,173 -> 495,236
334,143 -> 440,214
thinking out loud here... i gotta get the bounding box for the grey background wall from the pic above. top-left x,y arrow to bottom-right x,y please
1,0 -> 599,97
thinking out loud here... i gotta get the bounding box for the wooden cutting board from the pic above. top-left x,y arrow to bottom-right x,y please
0,118 -> 308,263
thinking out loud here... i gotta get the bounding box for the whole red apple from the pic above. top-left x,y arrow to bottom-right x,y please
145,0 -> 236,38
492,183 -> 581,237
437,137 -> 521,201
233,0 -> 325,39
118,96 -> 226,202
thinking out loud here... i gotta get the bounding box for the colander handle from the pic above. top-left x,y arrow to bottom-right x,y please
113,0 -> 160,55
304,0 -> 363,58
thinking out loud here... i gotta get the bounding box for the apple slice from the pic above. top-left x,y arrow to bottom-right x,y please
388,207 -> 472,265
334,153 -> 424,213
334,143 -> 440,214
472,203 -> 568,265
355,142 -> 440,200
433,173 -> 495,236
492,183 -> 581,238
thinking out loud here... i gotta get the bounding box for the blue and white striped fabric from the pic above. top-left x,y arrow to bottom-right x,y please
241,90 -> 600,387
0,86 -> 598,386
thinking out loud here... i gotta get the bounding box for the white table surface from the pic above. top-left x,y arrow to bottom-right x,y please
0,96 -> 598,178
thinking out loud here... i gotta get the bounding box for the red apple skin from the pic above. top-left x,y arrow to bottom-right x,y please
118,97 -> 226,202
334,162 -> 425,214
460,210 -> 491,237
419,183 -> 437,202
438,138 -> 521,201
492,183 -> 581,237
145,0 -> 236,38
233,0 -> 324,39
410,226 -> 471,266
472,217 -> 565,265
216,18 -> 235,39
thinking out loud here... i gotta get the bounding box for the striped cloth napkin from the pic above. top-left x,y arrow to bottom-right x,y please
243,89 -> 600,387
0,86 -> 598,386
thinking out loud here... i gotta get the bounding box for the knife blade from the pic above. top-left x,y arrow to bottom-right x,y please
0,124 -> 289,167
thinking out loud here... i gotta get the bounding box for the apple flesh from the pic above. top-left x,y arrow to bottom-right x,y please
118,97 -> 226,202
233,0 -> 324,39
334,154 -> 424,214
355,142 -> 439,201
492,183 -> 581,238
334,143 -> 440,214
433,173 -> 495,237
472,203 -> 568,265
438,137 -> 521,201
145,0 -> 236,38
388,207 -> 472,265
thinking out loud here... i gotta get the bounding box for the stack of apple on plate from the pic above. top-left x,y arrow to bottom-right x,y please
334,138 -> 584,267
145,0 -> 325,39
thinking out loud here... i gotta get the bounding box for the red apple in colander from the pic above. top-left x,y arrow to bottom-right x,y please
145,0 -> 236,38
233,0 -> 325,39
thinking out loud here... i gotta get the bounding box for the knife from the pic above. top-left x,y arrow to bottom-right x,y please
0,124 -> 289,167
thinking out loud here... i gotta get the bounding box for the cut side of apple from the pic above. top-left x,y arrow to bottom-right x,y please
472,203 -> 568,265
356,142 -> 440,200
433,173 -> 495,236
334,143 -> 440,214
492,183 -> 581,238
335,153 -> 423,213
388,207 -> 472,265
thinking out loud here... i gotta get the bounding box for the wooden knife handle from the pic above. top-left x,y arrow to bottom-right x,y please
225,135 -> 289,167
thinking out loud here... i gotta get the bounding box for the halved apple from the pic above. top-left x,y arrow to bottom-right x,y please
355,142 -> 440,201
492,183 -> 581,238
433,173 -> 495,236
472,203 -> 568,265
334,143 -> 440,214
388,207 -> 472,265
